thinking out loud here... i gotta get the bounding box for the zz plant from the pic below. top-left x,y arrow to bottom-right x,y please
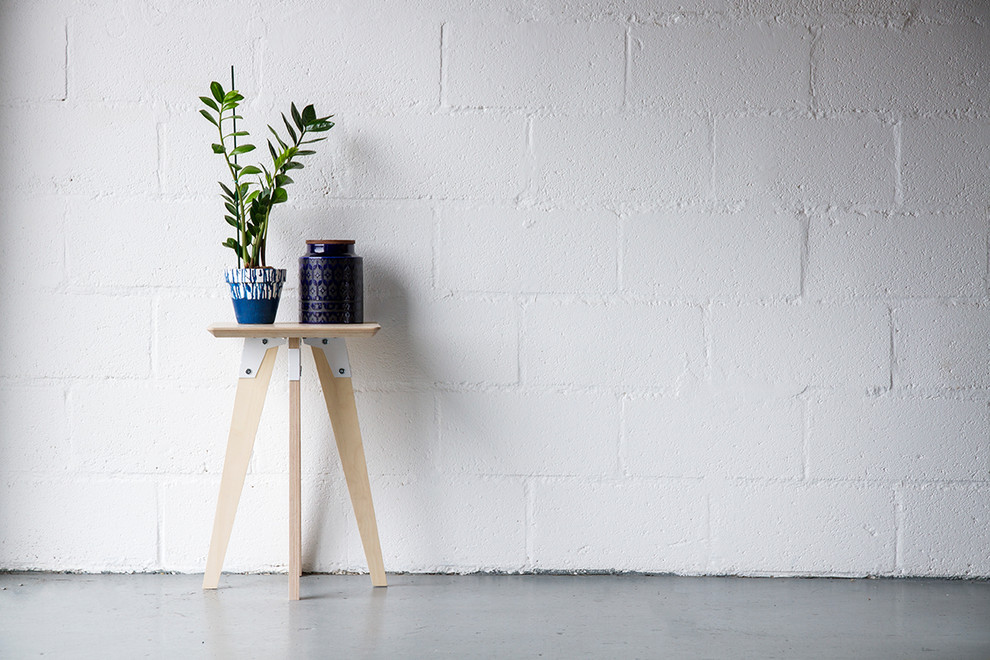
199,81 -> 334,268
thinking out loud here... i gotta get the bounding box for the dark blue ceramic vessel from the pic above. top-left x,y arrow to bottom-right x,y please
224,268 -> 286,324
299,240 -> 363,323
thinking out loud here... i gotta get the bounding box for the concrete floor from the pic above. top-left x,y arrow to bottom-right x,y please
1,573 -> 988,659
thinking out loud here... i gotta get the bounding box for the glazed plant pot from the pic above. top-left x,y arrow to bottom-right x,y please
299,240 -> 364,323
224,268 -> 287,324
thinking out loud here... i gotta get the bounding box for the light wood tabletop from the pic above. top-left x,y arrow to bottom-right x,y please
208,322 -> 381,338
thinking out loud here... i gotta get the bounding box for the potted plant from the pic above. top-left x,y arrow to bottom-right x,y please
199,79 -> 334,323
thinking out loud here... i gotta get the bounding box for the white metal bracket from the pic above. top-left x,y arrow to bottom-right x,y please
288,344 -> 301,381
238,337 -> 286,379
304,337 -> 351,378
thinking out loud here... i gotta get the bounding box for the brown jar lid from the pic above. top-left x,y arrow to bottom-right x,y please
306,239 -> 355,245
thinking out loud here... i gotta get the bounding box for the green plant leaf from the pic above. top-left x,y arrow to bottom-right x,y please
224,201 -> 238,215
308,120 -> 334,132
230,144 -> 256,155
300,137 -> 327,144
225,131 -> 250,139
211,143 -> 225,154
272,188 -> 288,204
199,109 -> 219,127
239,165 -> 262,176
295,149 -> 316,156
244,190 -> 260,205
268,127 -> 287,150
224,215 -> 239,228
290,103 -> 303,131
302,104 -> 316,125
224,91 -> 244,103
281,114 -> 297,143
276,174 -> 293,186
219,181 -> 235,197
210,81 -> 225,103
284,161 -> 304,170
199,96 -> 219,111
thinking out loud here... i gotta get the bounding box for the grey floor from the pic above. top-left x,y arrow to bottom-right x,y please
1,573 -> 988,659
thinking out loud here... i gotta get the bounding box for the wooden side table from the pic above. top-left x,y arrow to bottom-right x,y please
202,322 -> 387,600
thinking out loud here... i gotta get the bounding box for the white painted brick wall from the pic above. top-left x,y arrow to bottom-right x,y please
816,24 -> 990,113
714,116 -> 895,205
534,114 -> 711,204
629,22 -> 811,112
1,0 -> 987,578
623,206 -> 801,299
902,119 -> 990,208
806,210 -> 986,299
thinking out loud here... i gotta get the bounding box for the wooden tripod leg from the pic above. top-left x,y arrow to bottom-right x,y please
203,346 -> 279,590
311,344 -> 387,587
288,338 -> 302,601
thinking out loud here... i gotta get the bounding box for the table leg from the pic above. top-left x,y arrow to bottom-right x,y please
203,345 -> 279,590
311,342 -> 387,587
288,338 -> 302,601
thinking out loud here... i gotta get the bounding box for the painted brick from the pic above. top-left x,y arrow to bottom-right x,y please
630,22 -> 810,112
0,2 -> 64,101
345,475 -> 527,572
710,303 -> 889,394
161,474 -> 350,573
808,394 -> 989,481
338,113 -> 528,200
531,478 -> 708,573
714,116 -> 894,205
0,195 -> 65,289
741,0 -> 928,15
625,391 -> 803,479
710,482 -> 895,576
350,296 -> 519,387
0,105 -> 157,194
438,390 -> 619,476
67,197 -> 225,289
817,25 -> 990,113
0,385 -> 69,473
436,206 -> 618,294
271,202 -> 434,298
472,0 -> 732,20
447,21 -> 623,110
739,0 -> 990,18
623,206 -> 801,299
68,382 -> 233,474
807,211 -> 986,299
71,4 -> 257,103
0,293 -> 152,379
902,120 -> 990,208
161,105 -> 230,199
895,303 -> 990,389
252,388 -> 437,479
155,294 -> 238,385
264,5 -> 439,110
0,477 -> 157,571
534,115 -> 711,204
900,486 -> 990,577
523,301 -> 704,388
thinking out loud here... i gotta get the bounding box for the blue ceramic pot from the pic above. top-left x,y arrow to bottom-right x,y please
224,268 -> 286,324
299,240 -> 363,324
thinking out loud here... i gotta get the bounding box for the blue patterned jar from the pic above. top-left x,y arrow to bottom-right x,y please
299,240 -> 363,324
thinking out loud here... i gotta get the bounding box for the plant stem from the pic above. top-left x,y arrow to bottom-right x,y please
217,106 -> 247,268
